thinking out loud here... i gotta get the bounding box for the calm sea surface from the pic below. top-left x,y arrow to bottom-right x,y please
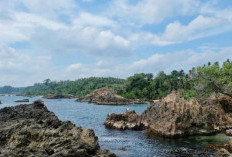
0,95 -> 229,157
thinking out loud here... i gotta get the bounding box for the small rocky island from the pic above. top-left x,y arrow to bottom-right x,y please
43,94 -> 76,99
77,88 -> 148,105
0,101 -> 116,157
105,92 -> 232,137
14,99 -> 30,102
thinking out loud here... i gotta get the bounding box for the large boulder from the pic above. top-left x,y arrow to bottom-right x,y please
77,88 -> 148,105
104,110 -> 144,130
43,94 -> 76,99
0,101 -> 116,157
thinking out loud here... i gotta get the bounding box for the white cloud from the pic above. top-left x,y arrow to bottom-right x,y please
0,45 -> 53,86
31,26 -> 132,57
108,0 -> 199,24
65,47 -> 232,79
74,12 -> 116,27
131,14 -> 232,46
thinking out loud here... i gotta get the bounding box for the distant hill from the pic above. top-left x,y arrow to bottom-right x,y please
0,86 -> 27,94
0,77 -> 125,97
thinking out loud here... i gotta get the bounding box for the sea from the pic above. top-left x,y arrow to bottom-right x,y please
0,95 -> 230,157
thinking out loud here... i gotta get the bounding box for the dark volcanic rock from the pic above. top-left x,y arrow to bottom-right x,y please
105,92 -> 232,138
104,110 -> 144,130
14,99 -> 29,102
43,94 -> 76,99
77,88 -> 148,105
0,100 -> 116,157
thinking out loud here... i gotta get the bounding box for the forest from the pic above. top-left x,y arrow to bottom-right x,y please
1,59 -> 231,100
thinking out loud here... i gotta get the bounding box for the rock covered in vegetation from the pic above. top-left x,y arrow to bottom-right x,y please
43,94 -> 76,99
104,110 -> 144,130
105,92 -> 232,138
0,101 -> 116,157
14,99 -> 29,102
77,88 -> 148,105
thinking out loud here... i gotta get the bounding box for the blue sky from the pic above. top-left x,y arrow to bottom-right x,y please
0,0 -> 232,86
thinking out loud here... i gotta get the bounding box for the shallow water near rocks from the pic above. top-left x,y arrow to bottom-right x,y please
0,95 -> 230,157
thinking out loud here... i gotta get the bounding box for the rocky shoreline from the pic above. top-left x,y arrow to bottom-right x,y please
77,88 -> 149,105
0,101 -> 116,157
105,92 -> 232,138
43,94 -> 76,99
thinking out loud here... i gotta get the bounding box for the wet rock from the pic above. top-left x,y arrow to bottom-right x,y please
0,101 -> 116,157
104,110 -> 144,130
77,88 -> 148,105
14,99 -> 29,102
0,100 -> 2,104
43,94 -> 76,99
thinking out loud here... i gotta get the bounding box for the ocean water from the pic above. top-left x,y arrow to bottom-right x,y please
0,95 -> 230,157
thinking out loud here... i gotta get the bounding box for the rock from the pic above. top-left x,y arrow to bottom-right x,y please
43,94 -> 76,99
104,110 -> 144,130
210,139 -> 232,157
77,88 -> 148,105
119,147 -> 127,151
0,101 -> 116,157
168,148 -> 216,157
14,99 -> 29,102
0,100 -> 2,104
140,92 -> 232,138
105,91 -> 232,138
226,130 -> 232,136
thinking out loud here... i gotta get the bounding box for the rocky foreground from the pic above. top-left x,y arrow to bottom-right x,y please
105,92 -> 232,138
77,88 -> 148,105
0,101 -> 116,157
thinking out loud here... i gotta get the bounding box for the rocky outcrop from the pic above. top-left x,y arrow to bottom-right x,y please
104,110 -> 144,130
43,94 -> 76,99
77,88 -> 148,105
0,101 -> 116,157
208,139 -> 232,156
105,92 -> 232,138
14,99 -> 29,102
141,92 -> 232,138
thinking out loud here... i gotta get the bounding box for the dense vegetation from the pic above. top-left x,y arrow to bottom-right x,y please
24,77 -> 124,97
1,60 -> 231,100
116,59 -> 232,100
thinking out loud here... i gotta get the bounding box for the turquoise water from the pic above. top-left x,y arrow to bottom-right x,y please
0,95 -> 230,157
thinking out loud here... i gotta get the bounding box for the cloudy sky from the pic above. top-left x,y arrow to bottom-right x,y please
0,0 -> 232,86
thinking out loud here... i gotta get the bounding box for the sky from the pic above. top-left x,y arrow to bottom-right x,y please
0,0 -> 232,87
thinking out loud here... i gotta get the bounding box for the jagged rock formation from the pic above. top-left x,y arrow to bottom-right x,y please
77,88 -> 148,105
14,99 -> 29,102
0,101 -> 116,157
104,110 -> 144,130
43,94 -> 76,99
105,92 -> 232,138
141,92 -> 232,138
